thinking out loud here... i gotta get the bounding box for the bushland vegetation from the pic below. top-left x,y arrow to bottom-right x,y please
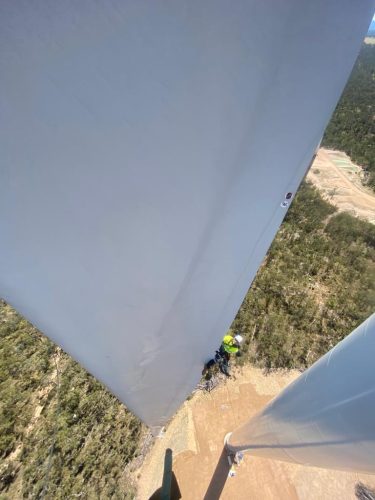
0,303 -> 143,499
323,43 -> 375,189
233,182 -> 375,370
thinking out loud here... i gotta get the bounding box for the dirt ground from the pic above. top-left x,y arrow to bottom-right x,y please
307,148 -> 375,224
136,366 -> 375,499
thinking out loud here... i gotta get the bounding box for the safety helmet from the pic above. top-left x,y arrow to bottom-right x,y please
234,334 -> 243,344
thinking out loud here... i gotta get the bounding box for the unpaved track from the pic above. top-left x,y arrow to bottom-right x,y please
307,149 -> 375,224
137,366 -> 375,499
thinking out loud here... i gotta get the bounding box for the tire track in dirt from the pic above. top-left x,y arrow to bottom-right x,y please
307,149 -> 375,224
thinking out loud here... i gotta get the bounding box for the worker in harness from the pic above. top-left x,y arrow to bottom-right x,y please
204,331 -> 243,377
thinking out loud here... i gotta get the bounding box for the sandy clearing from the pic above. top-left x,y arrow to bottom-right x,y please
307,149 -> 375,224
136,366 -> 375,499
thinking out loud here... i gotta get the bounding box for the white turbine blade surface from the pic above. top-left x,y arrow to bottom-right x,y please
1,1 -> 373,427
228,314 -> 375,474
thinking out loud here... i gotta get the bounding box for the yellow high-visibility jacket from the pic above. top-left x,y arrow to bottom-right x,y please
222,333 -> 239,354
